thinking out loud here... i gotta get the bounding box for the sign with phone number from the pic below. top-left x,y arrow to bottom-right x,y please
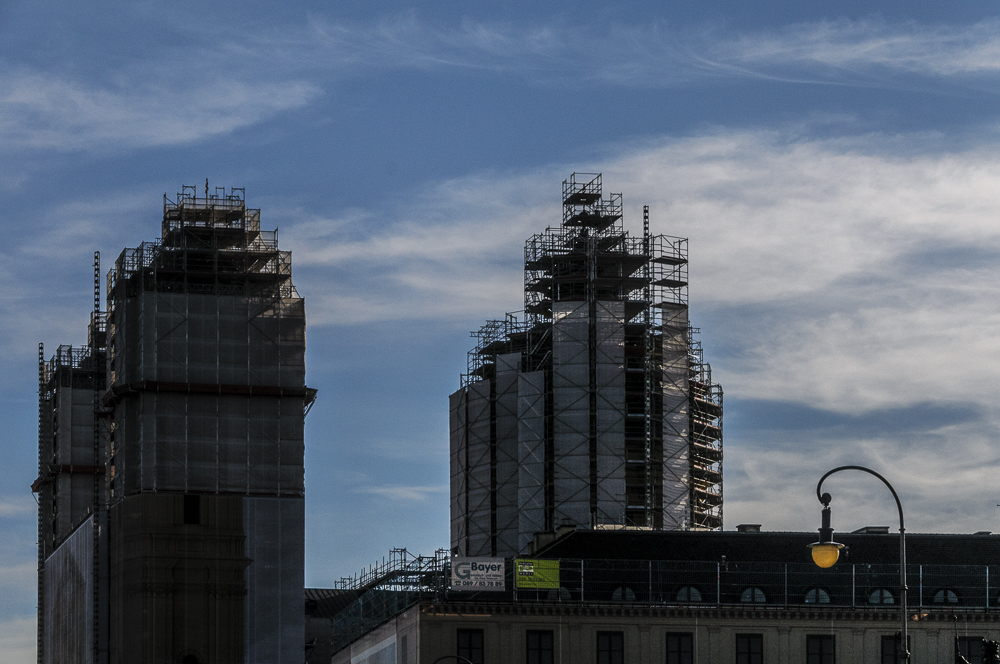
451,557 -> 506,591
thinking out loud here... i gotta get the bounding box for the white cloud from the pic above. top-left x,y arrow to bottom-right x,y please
0,617 -> 35,664
724,418 -> 1000,533
283,171 -> 558,326
0,68 -> 317,152
726,19 -> 1000,77
600,133 -> 1000,412
354,484 -> 448,501
0,498 -> 35,518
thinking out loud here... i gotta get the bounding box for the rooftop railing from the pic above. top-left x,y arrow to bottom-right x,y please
329,556 -> 1000,654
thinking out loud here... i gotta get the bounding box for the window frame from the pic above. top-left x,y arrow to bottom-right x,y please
880,634 -> 910,664
958,636 -> 984,664
526,629 -> 554,664
665,632 -> 693,664
806,634 -> 836,664
597,631 -> 624,664
676,586 -> 702,603
932,588 -> 959,604
735,633 -> 763,664
457,628 -> 485,664
804,588 -> 831,604
868,588 -> 895,605
183,494 -> 201,525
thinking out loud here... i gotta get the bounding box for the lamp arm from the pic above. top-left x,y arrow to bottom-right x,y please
815,465 -> 904,532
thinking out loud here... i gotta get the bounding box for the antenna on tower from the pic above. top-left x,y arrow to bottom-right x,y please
93,251 -> 100,314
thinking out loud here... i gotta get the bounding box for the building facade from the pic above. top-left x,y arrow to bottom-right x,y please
336,601 -> 995,664
329,530 -> 1000,664
34,185 -> 313,664
450,173 -> 723,559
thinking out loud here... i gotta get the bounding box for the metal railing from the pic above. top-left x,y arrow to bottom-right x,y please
329,556 -> 1000,656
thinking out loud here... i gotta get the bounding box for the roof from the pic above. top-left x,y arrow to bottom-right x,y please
533,529 -> 1000,566
305,588 -> 361,618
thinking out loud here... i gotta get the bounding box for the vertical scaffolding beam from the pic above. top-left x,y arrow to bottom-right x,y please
92,251 -> 102,664
36,342 -> 45,664
587,221 -> 598,524
643,206 -> 653,526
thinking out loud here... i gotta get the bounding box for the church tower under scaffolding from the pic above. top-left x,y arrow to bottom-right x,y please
450,173 -> 723,558
34,185 -> 313,664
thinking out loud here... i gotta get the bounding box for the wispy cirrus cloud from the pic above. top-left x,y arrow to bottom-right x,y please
0,68 -> 317,152
283,171 -> 555,326
354,484 -> 448,501
0,187 -> 158,363
297,15 -> 1000,86
724,19 -> 1000,77
0,498 -> 35,518
5,15 -> 1000,155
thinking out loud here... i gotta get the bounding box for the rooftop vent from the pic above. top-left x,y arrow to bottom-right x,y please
852,526 -> 890,535
736,524 -> 761,533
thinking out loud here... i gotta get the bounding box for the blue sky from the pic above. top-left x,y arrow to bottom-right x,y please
4,0 -> 1000,658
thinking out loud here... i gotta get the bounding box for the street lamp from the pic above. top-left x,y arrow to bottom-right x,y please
811,465 -> 908,663
808,493 -> 845,568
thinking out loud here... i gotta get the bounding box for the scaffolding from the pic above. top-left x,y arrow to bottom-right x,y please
329,549 -> 450,653
688,331 -> 723,529
33,252 -> 109,664
36,184 -> 312,664
451,173 -> 723,558
333,548 -> 450,593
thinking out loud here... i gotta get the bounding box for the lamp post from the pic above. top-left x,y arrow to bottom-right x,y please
810,465 -> 908,663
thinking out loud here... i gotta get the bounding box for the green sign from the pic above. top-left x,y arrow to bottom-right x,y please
515,559 -> 560,589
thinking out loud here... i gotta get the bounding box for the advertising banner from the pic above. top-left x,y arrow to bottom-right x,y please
451,557 -> 506,591
514,559 -> 560,589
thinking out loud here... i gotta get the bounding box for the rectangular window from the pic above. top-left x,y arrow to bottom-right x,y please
806,635 -> 835,664
736,634 -> 763,664
401,635 -> 408,664
526,630 -> 554,664
880,634 -> 912,664
597,631 -> 624,664
183,494 -> 200,524
458,629 -> 485,664
959,637 -> 983,664
666,632 -> 693,664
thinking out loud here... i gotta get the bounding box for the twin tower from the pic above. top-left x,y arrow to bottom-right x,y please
34,173 -> 720,663
450,173 -> 723,558
35,186 -> 310,664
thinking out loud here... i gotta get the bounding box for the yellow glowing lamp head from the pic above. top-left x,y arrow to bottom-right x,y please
808,541 -> 845,568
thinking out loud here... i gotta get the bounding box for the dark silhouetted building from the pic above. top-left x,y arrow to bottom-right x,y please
35,185 -> 313,664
